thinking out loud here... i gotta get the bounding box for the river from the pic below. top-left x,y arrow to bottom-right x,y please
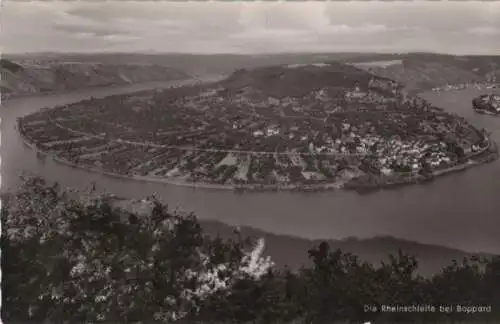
2,80 -> 500,254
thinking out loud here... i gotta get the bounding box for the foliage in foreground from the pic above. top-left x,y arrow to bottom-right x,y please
2,176 -> 500,323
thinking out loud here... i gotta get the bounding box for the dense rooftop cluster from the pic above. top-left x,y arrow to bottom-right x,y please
19,62 -> 494,191
473,93 -> 500,115
432,82 -> 499,93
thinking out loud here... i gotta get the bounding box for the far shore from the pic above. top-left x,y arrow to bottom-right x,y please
2,74 -> 225,101
2,80 -> 173,101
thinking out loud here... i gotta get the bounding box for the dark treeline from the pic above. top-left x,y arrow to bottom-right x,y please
2,176 -> 500,323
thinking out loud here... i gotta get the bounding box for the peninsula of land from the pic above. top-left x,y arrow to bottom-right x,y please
18,57 -> 500,193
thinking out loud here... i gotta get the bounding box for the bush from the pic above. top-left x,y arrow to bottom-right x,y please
2,176 -> 500,323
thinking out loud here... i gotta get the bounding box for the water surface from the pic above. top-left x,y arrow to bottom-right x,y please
2,83 -> 499,254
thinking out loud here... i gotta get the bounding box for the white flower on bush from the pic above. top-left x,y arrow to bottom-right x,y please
239,238 -> 275,279
5,178 -> 279,322
181,237 -> 275,309
70,261 -> 86,277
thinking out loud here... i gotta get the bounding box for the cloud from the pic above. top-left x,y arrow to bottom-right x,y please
324,24 -> 388,35
238,2 -> 331,32
1,1 -> 499,55
468,27 -> 500,36
53,23 -> 132,38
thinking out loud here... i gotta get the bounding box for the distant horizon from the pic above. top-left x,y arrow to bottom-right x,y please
4,50 -> 500,57
2,2 -> 499,55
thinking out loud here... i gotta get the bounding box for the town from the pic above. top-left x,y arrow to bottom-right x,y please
473,93 -> 500,116
18,63 -> 497,192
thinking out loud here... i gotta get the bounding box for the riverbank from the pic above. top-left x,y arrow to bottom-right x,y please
3,74 -> 226,103
20,131 -> 237,191
3,81 -> 127,100
19,125 -> 498,194
20,132 -> 346,193
474,108 -> 500,117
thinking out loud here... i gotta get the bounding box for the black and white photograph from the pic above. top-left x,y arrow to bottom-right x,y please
1,1 -> 500,322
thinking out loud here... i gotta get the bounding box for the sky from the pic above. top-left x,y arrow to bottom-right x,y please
1,1 -> 500,55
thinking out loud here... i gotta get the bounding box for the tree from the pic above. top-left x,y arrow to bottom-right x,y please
3,176 -> 500,323
2,176 -> 274,323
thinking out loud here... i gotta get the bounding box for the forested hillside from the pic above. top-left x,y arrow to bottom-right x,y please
362,54 -> 500,93
0,58 -> 188,99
